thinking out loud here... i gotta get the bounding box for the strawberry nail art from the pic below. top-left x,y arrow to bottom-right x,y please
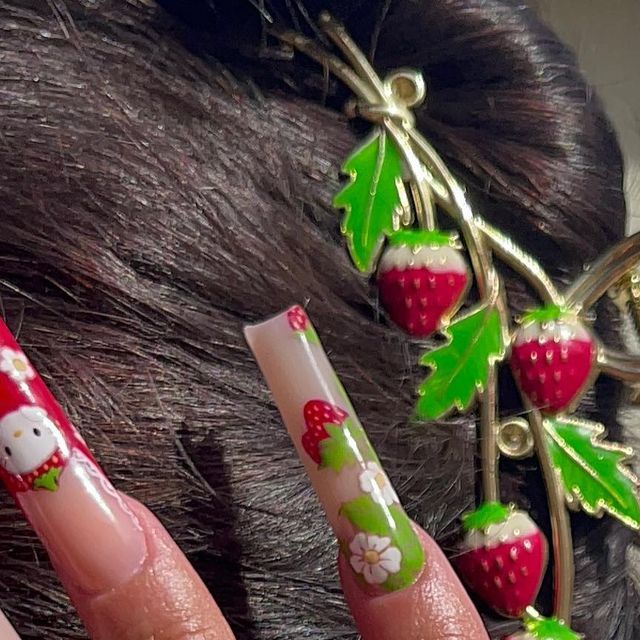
245,306 -> 425,593
0,335 -> 96,497
0,318 -> 146,592
287,305 -> 319,343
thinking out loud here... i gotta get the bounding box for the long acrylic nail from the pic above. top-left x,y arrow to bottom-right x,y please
0,320 -> 146,593
245,305 -> 425,593
0,609 -> 21,640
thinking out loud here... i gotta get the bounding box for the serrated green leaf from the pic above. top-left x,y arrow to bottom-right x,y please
318,422 -> 362,471
340,496 -> 424,591
523,612 -> 583,640
544,416 -> 640,529
333,129 -> 404,273
416,304 -> 505,420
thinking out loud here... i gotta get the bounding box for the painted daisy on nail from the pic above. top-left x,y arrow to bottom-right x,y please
0,348 -> 35,382
358,461 -> 399,506
349,532 -> 402,584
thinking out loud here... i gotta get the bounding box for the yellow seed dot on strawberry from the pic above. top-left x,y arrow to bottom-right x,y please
495,556 -> 504,569
508,572 -> 517,584
509,547 -> 518,561
494,576 -> 503,589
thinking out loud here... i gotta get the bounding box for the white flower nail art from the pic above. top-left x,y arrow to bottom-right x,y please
0,348 -> 34,382
358,461 -> 399,506
349,532 -> 402,584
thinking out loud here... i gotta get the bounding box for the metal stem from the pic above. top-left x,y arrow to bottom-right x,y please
480,366 -> 499,503
528,408 -> 574,623
406,127 -> 495,299
598,349 -> 640,382
385,120 -> 436,230
318,12 -> 387,102
475,219 -> 564,307
565,232 -> 640,312
273,29 -> 378,104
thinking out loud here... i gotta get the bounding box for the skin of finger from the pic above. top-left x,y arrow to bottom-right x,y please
339,526 -> 489,640
62,496 -> 235,640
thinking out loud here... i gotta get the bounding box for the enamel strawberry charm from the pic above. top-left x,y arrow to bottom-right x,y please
510,307 -> 596,414
281,13 -> 640,638
377,230 -> 469,337
456,503 -> 547,618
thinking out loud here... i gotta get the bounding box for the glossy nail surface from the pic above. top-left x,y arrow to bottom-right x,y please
245,305 -> 424,593
0,609 -> 20,640
0,321 -> 146,593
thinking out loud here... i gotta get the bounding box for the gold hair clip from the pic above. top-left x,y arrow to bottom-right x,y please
276,12 -> 640,640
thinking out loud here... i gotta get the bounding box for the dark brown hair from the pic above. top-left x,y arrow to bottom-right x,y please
0,0 -> 636,638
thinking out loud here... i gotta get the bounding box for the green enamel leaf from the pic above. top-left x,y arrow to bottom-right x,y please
520,304 -> 567,325
544,417 -> 640,529
340,496 -> 424,592
416,304 -> 505,420
524,611 -> 583,640
388,228 -> 457,248
462,501 -> 511,532
333,129 -> 405,273
319,422 -> 364,471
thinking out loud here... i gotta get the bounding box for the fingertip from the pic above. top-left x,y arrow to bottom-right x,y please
340,524 -> 489,640
63,495 -> 235,640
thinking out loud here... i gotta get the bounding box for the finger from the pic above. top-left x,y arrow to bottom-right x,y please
64,497 -> 234,640
0,320 -> 234,640
245,307 -> 488,639
0,609 -> 21,640
340,527 -> 488,640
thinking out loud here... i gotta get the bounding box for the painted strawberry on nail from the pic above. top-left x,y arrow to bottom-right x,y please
302,400 -> 349,464
287,306 -> 319,343
377,230 -> 469,338
510,306 -> 596,414
287,306 -> 308,331
456,502 -> 547,618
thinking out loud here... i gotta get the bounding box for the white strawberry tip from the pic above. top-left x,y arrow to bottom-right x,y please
379,243 -> 468,275
513,318 -> 592,346
464,510 -> 540,550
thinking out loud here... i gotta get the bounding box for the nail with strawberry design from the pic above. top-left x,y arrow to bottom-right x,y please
245,306 -> 425,593
0,318 -> 147,594
245,306 -> 491,638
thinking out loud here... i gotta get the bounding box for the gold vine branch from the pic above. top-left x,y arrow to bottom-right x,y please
274,12 -> 640,627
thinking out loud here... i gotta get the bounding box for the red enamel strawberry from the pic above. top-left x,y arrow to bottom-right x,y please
455,502 -> 547,618
302,400 -> 348,464
510,306 -> 596,414
377,230 -> 469,338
